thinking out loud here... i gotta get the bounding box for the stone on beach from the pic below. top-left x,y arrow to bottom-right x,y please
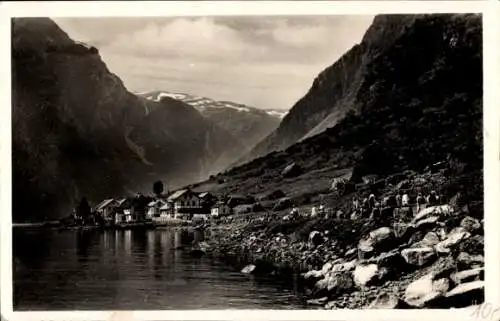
435,227 -> 471,254
241,264 -> 256,274
309,231 -> 324,247
307,297 -> 328,306
450,268 -> 483,285
353,264 -> 379,287
443,280 -> 484,308
411,205 -> 453,225
358,227 -> 394,259
404,273 -> 450,307
367,292 -> 402,309
460,216 -> 481,233
401,247 -> 436,266
457,252 -> 484,268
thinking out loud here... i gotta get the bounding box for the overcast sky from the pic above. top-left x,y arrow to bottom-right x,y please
54,16 -> 374,110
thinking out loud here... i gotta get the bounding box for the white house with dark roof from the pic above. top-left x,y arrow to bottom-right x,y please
166,189 -> 203,219
147,199 -> 166,220
95,198 -> 119,222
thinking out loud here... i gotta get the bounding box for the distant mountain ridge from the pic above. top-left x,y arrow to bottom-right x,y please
138,91 -> 284,154
139,91 -> 288,119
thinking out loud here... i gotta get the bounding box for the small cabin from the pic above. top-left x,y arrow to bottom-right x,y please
167,189 -> 203,218
95,199 -> 119,222
211,202 -> 232,217
147,199 -> 166,219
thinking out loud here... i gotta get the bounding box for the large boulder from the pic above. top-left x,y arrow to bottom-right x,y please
442,280 -> 484,308
315,271 -> 354,296
457,252 -> 484,269
358,227 -> 395,259
401,247 -> 436,266
273,197 -> 293,211
460,216 -> 482,233
450,268 -> 484,285
353,264 -> 380,288
331,259 -> 358,273
404,273 -> 450,307
411,205 -> 454,225
435,227 -> 471,254
413,232 -> 441,248
241,264 -> 256,274
368,292 -> 405,309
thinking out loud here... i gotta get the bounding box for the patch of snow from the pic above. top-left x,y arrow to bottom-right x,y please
223,103 -> 250,112
265,110 -> 288,119
154,92 -> 187,101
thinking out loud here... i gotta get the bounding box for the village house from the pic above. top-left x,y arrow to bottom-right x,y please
199,192 -> 216,209
167,189 -> 203,219
95,198 -> 119,222
211,201 -> 232,217
146,199 -> 166,220
159,202 -> 173,221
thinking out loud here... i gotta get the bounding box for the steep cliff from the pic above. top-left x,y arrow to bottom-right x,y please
11,18 -> 245,221
236,14 -> 464,166
192,14 -> 482,203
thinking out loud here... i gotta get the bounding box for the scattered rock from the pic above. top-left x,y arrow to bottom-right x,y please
450,268 -> 484,285
241,264 -> 256,274
414,216 -> 441,229
345,248 -> 357,258
316,272 -> 354,296
303,269 -> 323,280
368,292 -> 403,309
443,280 -> 484,308
307,297 -> 328,305
411,205 -> 454,225
435,227 -> 471,254
457,252 -> 484,269
414,232 -> 441,248
401,247 -> 436,266
358,227 -> 394,259
460,216 -> 481,233
353,264 -> 379,287
332,259 -> 358,273
404,274 -> 450,307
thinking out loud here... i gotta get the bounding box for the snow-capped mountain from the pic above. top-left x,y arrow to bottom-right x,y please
140,91 -> 288,119
137,91 -> 285,153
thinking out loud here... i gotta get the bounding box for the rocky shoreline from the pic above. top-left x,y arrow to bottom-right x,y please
200,171 -> 484,309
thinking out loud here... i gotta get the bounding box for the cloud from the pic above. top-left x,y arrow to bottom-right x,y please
54,16 -> 374,110
102,17 -> 265,61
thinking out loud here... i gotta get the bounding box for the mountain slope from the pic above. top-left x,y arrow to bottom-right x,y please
190,14 -> 482,205
139,91 -> 284,153
11,18 -> 245,221
236,15 -> 444,166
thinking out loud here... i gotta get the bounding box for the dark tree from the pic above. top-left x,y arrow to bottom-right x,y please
76,197 -> 91,222
153,180 -> 164,197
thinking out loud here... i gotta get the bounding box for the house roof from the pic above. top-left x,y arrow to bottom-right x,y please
148,200 -> 166,207
167,189 -> 190,201
95,199 -> 116,211
117,198 -> 127,206
199,192 -> 210,198
160,203 -> 171,210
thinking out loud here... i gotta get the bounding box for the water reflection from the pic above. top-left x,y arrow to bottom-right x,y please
14,228 -> 310,310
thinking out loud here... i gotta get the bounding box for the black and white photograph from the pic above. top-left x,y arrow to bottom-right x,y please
2,0 -> 496,318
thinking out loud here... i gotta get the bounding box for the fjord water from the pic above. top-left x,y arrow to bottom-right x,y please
13,228 -> 309,310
